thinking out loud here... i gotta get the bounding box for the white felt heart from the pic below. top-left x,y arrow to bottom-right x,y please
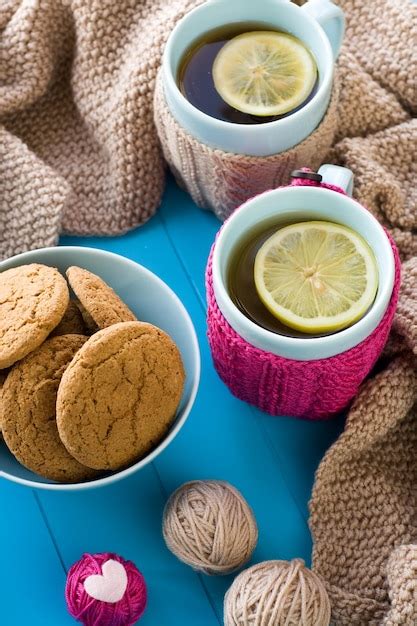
84,559 -> 128,603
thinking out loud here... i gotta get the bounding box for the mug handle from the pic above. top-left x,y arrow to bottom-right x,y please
302,0 -> 345,59
318,164 -> 354,196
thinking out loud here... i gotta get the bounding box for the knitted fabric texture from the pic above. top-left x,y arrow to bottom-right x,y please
304,1 -> 417,622
310,347 -> 417,624
206,225 -> 401,420
153,73 -> 339,221
0,0 -> 202,258
330,0 -> 416,262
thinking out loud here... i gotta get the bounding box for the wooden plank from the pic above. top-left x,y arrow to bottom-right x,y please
158,177 -> 343,521
55,199 -> 310,623
0,480 -> 73,625
36,214 -> 223,626
1,177 -> 329,625
252,409 -> 345,521
38,467 -> 217,626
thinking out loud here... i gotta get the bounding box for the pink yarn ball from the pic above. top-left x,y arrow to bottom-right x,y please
65,552 -> 147,626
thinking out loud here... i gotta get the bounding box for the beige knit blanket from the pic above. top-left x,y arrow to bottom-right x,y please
306,2 -> 417,622
0,0 -> 201,257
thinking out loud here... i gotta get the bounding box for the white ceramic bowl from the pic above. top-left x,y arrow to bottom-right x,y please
0,247 -> 200,490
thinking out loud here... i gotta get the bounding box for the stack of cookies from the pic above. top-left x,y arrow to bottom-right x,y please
0,264 -> 185,483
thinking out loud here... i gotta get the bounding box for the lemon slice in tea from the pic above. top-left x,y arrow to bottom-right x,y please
212,31 -> 317,117
254,221 -> 379,333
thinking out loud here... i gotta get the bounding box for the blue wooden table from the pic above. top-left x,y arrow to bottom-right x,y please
0,177 -> 344,626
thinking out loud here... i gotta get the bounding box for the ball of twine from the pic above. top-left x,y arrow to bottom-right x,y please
224,559 -> 331,626
163,480 -> 258,575
65,552 -> 147,626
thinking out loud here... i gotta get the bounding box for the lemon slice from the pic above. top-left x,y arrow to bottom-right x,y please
212,31 -> 317,117
254,221 -> 379,333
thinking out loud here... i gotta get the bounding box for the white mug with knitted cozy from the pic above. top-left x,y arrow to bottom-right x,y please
206,164 -> 401,420
211,164 -> 395,360
161,0 -> 344,156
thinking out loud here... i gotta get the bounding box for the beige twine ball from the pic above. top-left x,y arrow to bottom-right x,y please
163,480 -> 258,575
224,559 -> 331,626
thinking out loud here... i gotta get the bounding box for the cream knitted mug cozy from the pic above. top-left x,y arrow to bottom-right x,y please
153,73 -> 339,221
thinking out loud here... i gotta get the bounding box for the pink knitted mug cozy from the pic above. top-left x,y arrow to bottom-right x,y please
206,176 -> 401,420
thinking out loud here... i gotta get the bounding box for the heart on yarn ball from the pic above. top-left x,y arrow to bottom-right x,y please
84,559 -> 128,603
